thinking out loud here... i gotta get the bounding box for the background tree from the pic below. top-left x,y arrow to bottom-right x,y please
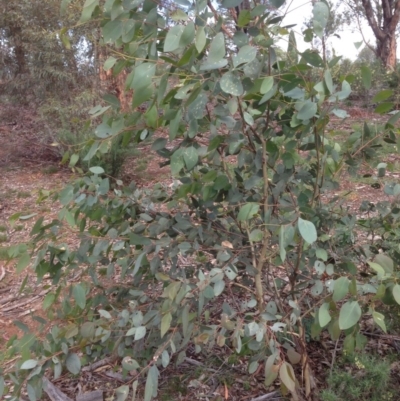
345,0 -> 400,69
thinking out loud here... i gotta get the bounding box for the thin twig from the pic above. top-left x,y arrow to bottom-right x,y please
330,339 -> 339,376
250,391 -> 281,401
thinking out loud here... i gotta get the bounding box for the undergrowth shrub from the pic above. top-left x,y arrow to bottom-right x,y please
39,92 -> 135,177
2,1 -> 400,401
320,353 -> 392,401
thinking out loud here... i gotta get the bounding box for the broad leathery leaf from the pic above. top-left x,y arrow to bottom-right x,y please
375,254 -> 393,274
313,1 -> 329,39
332,108 -> 348,118
16,252 -> 30,273
361,65 -> 371,89
115,385 -> 129,401
332,277 -> 349,302
311,279 -> 323,296
297,217 -> 317,244
99,309 -> 112,319
89,166 -> 105,174
195,27 -> 206,53
372,311 -> 386,333
249,361 -> 259,374
373,89 -> 393,103
164,25 -> 185,52
237,203 -> 259,221
249,229 -> 263,242
392,284 -> 400,305
161,350 -> 170,368
180,22 -> 195,47
330,80 -> 351,101
279,362 -> 296,392
314,260 -> 325,275
144,365 -> 159,401
220,72 -> 243,96
69,153 -> 79,167
129,63 -> 156,91
80,322 -> 95,338
182,146 -> 198,170
161,312 -> 172,338
279,224 -> 294,262
287,347 -> 301,365
20,359 -> 38,370
265,364 -> 279,386
132,252 -> 146,277
324,70 -> 333,94
104,56 -> 117,71
367,261 -> 385,278
131,381 -> 138,401
208,33 -> 225,63
43,293 -> 56,310
233,45 -> 257,67
80,0 -> 99,23
375,102 -> 393,114
260,76 -> 274,94
386,110 -> 400,127
200,58 -> 228,71
339,301 -> 362,330
319,303 -> 331,328
72,283 -> 86,309
259,84 -> 277,104
171,9 -> 188,21
297,100 -> 317,121
66,353 -> 81,375
214,280 -> 225,296
135,326 -> 146,341
103,20 -> 123,43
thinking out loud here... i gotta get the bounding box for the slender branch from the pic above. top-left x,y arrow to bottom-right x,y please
361,0 -> 385,40
207,1 -> 233,38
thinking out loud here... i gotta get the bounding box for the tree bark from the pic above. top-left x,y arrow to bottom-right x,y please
9,25 -> 26,76
361,0 -> 400,69
97,36 -> 130,112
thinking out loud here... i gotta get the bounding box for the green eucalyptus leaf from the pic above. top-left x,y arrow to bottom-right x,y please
164,25 -> 185,52
373,89 -> 393,103
66,353 -> 81,375
297,217 -> 317,244
392,284 -> 400,305
220,72 -> 244,96
319,303 -> 331,328
313,1 -> 329,39
238,203 -> 260,221
20,359 -> 39,370
183,146 -> 198,170
332,277 -> 349,302
339,301 -> 361,330
361,65 -> 371,89
233,45 -> 257,67
72,283 -> 86,309
208,32 -> 225,63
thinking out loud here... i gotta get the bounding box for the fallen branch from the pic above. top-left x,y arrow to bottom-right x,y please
42,377 -> 73,401
250,391 -> 281,401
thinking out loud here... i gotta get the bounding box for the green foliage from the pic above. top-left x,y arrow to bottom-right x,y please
39,92 -> 136,177
320,354 -> 392,401
2,1 -> 400,400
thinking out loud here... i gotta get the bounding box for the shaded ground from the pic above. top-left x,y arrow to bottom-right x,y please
1,103 -> 400,400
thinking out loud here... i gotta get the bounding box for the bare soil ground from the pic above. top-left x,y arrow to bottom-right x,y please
1,103 -> 400,400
